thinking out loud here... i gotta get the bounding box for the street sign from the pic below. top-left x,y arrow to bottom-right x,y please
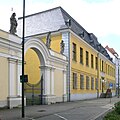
20,75 -> 28,83
109,83 -> 113,88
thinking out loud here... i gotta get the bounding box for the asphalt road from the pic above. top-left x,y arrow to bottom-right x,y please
35,99 -> 114,120
0,97 -> 120,120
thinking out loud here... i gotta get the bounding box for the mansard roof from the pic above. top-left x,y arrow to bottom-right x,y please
18,6 -> 112,62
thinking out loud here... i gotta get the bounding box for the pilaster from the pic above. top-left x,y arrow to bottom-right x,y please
40,66 -> 50,95
8,58 -> 24,108
8,58 -> 17,97
63,70 -> 67,102
16,60 -> 22,96
40,65 -> 56,104
51,68 -> 55,95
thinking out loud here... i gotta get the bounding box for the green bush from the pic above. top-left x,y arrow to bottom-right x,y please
104,101 -> 120,120
103,111 -> 120,120
115,101 -> 120,114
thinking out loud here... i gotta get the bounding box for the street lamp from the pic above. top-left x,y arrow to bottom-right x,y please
22,0 -> 25,118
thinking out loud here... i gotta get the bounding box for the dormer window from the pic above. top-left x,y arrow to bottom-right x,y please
65,19 -> 71,27
79,31 -> 84,38
97,44 -> 101,51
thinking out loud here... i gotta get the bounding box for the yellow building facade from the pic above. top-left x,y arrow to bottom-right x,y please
24,37 -> 68,104
70,32 -> 115,100
18,7 -> 116,101
0,29 -> 22,108
0,28 -> 68,107
23,31 -> 115,101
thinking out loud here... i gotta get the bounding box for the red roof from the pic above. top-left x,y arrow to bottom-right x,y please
105,45 -> 118,57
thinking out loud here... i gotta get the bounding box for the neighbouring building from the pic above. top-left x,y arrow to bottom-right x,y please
0,29 -> 22,108
17,7 -> 116,102
105,45 -> 120,95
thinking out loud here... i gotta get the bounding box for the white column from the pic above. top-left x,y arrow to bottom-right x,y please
17,60 -> 22,96
51,68 -> 55,95
40,66 -> 45,94
8,58 -> 17,97
40,66 -> 51,95
44,67 -> 51,95
63,70 -> 67,95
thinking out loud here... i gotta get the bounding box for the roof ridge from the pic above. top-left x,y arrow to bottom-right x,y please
60,7 -> 88,33
18,6 -> 62,19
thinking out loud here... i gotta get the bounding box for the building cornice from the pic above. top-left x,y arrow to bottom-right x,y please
24,28 -> 114,66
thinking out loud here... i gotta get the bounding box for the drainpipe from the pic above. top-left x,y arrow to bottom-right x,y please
68,31 -> 71,102
97,53 -> 100,98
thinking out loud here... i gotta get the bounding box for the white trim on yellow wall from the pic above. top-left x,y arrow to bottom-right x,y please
25,37 -> 68,104
8,58 -> 17,97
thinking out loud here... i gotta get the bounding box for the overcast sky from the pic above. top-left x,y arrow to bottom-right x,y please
0,0 -> 120,55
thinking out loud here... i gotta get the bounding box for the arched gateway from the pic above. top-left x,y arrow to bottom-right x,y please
24,37 -> 68,104
0,30 -> 67,108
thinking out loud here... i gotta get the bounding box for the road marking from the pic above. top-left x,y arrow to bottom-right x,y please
90,104 -> 114,120
25,117 -> 36,120
101,104 -> 114,109
54,114 -> 68,120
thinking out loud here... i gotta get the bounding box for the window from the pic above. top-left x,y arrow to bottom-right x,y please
80,47 -> 83,64
72,43 -> 76,61
80,74 -> 84,89
100,59 -> 101,71
91,54 -> 94,68
108,65 -> 110,75
91,77 -> 94,90
111,67 -> 113,76
103,62 -> 105,72
114,68 -> 115,77
112,68 -> 114,77
106,64 -> 108,74
95,78 -> 98,89
102,60 -> 104,72
111,66 -> 112,76
86,51 -> 89,66
86,76 -> 90,89
95,57 -> 98,70
100,79 -> 102,90
73,73 -> 77,89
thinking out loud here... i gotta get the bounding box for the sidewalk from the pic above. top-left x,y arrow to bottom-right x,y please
0,97 -> 120,120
